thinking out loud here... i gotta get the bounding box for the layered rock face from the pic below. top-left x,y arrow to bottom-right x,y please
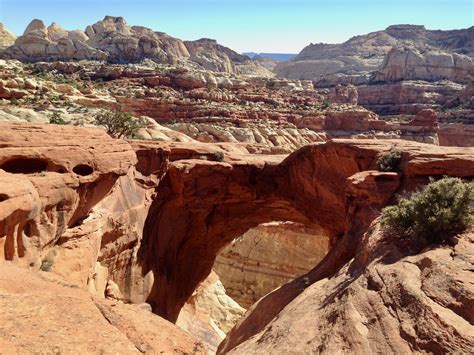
214,222 -> 330,308
357,80 -> 464,115
0,121 -> 473,353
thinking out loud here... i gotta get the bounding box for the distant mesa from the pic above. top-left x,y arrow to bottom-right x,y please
243,52 -> 298,61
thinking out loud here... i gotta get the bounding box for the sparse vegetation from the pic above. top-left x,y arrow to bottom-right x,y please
40,249 -> 58,272
322,99 -> 331,109
381,177 -> 473,243
212,151 -> 225,162
93,110 -> 147,139
377,149 -> 402,172
49,112 -> 67,125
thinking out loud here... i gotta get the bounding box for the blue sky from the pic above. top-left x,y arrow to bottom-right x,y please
0,0 -> 472,53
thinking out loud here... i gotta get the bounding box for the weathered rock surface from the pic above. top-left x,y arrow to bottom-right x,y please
357,80 -> 465,115
222,224 -> 474,354
0,121 -> 473,353
0,122 -> 136,269
0,23 -> 16,49
214,222 -> 329,308
177,271 -> 245,352
0,263 -> 206,354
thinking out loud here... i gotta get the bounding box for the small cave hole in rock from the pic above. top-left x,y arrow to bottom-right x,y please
0,158 -> 48,174
0,193 -> 9,202
73,164 -> 94,176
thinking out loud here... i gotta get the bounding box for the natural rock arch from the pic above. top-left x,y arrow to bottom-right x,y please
140,141 -> 383,322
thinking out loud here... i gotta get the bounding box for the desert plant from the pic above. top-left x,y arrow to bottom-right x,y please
212,151 -> 225,162
381,177 -> 473,243
93,110 -> 147,139
377,149 -> 402,172
49,112 -> 67,125
40,249 -> 57,272
322,99 -> 331,109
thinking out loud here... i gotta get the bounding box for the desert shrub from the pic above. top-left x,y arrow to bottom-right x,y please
322,99 -> 331,109
377,149 -> 402,172
49,112 -> 67,125
93,110 -> 147,139
213,151 -> 225,162
381,177 -> 473,243
40,249 -> 57,272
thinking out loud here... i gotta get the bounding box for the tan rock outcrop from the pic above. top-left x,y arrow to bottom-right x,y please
373,46 -> 474,84
276,25 -> 474,83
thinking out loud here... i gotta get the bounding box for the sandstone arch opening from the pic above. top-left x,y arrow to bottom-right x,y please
140,142 -> 382,323
0,157 -> 48,174
213,221 -> 330,309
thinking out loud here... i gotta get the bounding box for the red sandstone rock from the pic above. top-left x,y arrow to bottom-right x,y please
222,225 -> 474,354
0,122 -> 136,269
0,263 -> 205,354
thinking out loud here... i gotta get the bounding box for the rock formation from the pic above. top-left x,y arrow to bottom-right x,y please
0,23 -> 16,49
0,16 -> 269,76
139,138 -> 474,322
373,46 -> 474,84
275,24 -> 474,83
218,142 -> 474,353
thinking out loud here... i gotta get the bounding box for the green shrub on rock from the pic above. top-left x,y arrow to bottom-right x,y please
94,110 -> 147,139
381,177 -> 473,243
377,149 -> 402,172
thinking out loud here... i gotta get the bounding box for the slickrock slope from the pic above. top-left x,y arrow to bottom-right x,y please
0,263 -> 205,354
214,222 -> 330,308
222,225 -> 474,354
0,122 -> 473,353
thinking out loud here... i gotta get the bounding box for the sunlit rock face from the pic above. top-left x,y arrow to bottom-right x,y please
214,222 -> 330,308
